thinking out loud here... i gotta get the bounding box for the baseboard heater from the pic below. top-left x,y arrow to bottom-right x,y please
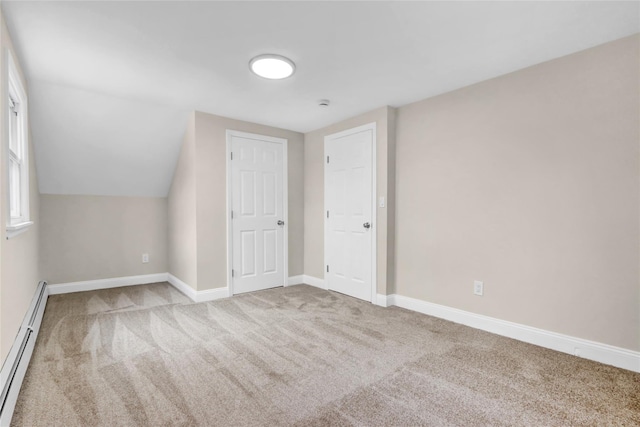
0,281 -> 48,427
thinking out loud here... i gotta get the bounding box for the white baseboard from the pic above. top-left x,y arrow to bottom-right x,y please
167,274 -> 229,303
300,275 -> 327,290
287,275 -> 304,286
375,294 -> 389,307
47,272 -> 230,303
48,273 -> 169,295
388,294 -> 640,373
191,287 -> 229,302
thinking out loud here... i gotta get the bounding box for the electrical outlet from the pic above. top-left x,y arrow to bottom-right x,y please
142,253 -> 149,263
473,280 -> 483,296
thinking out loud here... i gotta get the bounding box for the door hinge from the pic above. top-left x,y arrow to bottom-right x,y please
231,210 -> 234,219
232,269 -> 235,277
326,210 -> 329,218
326,265 -> 329,273
230,152 -> 233,160
326,155 -> 329,164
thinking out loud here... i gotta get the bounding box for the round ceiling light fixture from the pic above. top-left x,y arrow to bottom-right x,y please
249,54 -> 296,80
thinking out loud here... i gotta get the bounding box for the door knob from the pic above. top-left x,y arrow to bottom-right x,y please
277,220 -> 285,226
363,222 -> 371,229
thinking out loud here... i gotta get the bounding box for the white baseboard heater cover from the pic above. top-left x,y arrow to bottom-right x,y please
0,281 -> 48,427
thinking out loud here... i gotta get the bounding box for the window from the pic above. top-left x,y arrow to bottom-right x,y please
6,53 -> 31,238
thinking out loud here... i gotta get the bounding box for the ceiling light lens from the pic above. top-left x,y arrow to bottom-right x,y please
250,55 -> 295,79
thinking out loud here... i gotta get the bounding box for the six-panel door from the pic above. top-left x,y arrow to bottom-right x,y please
231,135 -> 285,294
325,127 -> 373,302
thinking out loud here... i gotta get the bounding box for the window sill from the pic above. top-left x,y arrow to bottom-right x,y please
6,221 -> 33,239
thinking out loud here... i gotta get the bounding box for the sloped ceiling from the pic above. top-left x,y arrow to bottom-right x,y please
3,1 -> 639,197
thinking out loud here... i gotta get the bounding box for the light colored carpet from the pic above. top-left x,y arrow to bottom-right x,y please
12,282 -> 640,426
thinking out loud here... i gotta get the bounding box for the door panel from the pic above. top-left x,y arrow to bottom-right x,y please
263,172 -> 276,215
240,171 -> 256,216
263,229 -> 277,273
325,126 -> 374,302
240,231 -> 256,277
231,134 -> 285,294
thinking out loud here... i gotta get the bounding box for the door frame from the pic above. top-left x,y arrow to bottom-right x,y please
226,129 -> 288,296
323,122 -> 377,303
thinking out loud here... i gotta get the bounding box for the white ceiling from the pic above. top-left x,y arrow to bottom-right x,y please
3,1 -> 639,197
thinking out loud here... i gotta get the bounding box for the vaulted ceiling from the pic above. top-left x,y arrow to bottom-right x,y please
3,1 -> 638,197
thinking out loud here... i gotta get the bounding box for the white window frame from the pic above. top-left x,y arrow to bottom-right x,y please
6,52 -> 31,239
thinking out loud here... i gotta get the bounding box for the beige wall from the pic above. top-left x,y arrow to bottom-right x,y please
394,35 -> 640,351
168,113 -> 197,287
0,12 -> 41,361
304,106 -> 396,295
40,195 -> 168,284
167,111 -> 305,291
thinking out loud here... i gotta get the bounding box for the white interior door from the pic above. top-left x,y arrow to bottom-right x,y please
229,131 -> 287,294
325,123 -> 375,302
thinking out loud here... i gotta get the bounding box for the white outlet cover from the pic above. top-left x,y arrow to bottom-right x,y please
142,253 -> 149,263
473,280 -> 483,296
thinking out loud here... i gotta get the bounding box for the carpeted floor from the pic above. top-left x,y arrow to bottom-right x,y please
12,282 -> 640,426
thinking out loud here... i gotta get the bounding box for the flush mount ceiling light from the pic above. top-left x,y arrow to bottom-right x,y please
249,54 -> 295,80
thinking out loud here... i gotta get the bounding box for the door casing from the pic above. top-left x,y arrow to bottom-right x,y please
324,122 -> 377,303
226,129 -> 288,296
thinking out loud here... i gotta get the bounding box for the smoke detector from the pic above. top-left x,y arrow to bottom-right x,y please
318,99 -> 330,107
